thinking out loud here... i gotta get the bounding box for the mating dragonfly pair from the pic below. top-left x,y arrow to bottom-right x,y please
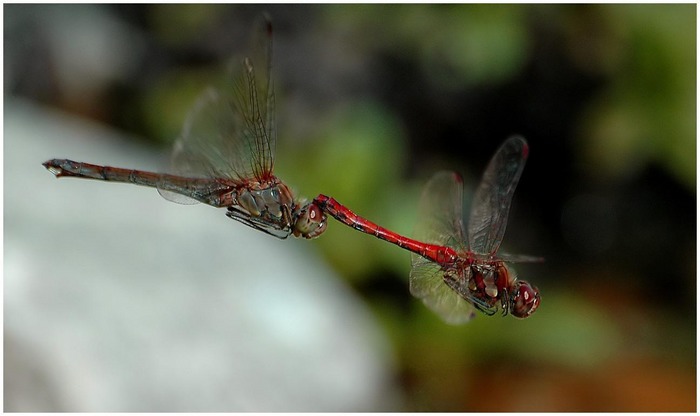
43,19 -> 540,324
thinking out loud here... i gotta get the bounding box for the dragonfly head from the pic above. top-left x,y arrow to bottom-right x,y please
293,202 -> 327,239
509,280 -> 540,318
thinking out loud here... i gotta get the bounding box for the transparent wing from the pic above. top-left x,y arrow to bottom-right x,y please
468,136 -> 528,256
409,258 -> 476,324
497,253 -> 544,263
229,15 -> 275,181
158,17 -> 275,203
412,171 -> 468,249
409,171 -> 474,324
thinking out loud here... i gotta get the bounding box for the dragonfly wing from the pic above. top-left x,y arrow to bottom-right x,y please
156,170 -> 234,206
157,190 -> 200,205
410,171 -> 474,324
226,15 -> 275,181
468,136 -> 528,256
409,258 -> 476,324
412,171 -> 468,249
169,88 -> 255,180
497,253 -> 544,263
159,17 -> 275,203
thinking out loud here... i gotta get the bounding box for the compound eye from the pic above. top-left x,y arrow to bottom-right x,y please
510,281 -> 540,318
294,203 -> 327,239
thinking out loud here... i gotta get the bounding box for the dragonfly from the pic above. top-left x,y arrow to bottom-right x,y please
314,136 -> 541,324
43,18 -> 327,240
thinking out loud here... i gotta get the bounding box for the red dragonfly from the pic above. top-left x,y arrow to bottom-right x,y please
43,18 -> 327,240
314,136 -> 541,324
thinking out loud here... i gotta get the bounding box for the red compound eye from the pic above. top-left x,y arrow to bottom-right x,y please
294,203 -> 327,239
510,281 -> 540,318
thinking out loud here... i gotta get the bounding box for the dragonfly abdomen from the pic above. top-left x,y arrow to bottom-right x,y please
314,194 -> 458,264
43,159 -> 235,207
43,159 -> 161,186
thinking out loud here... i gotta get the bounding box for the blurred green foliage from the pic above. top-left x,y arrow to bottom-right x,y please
579,5 -> 695,190
325,5 -> 530,88
149,4 -> 230,46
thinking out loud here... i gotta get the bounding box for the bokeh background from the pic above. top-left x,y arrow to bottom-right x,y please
5,3 -> 695,411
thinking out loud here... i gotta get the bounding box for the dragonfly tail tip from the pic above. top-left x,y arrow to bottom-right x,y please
42,159 -> 65,177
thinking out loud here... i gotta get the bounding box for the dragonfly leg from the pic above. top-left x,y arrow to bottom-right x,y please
226,207 -> 291,239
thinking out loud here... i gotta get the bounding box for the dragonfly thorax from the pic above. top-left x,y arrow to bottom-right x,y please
227,181 -> 327,239
236,182 -> 294,219
442,260 -> 538,318
226,182 -> 299,238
